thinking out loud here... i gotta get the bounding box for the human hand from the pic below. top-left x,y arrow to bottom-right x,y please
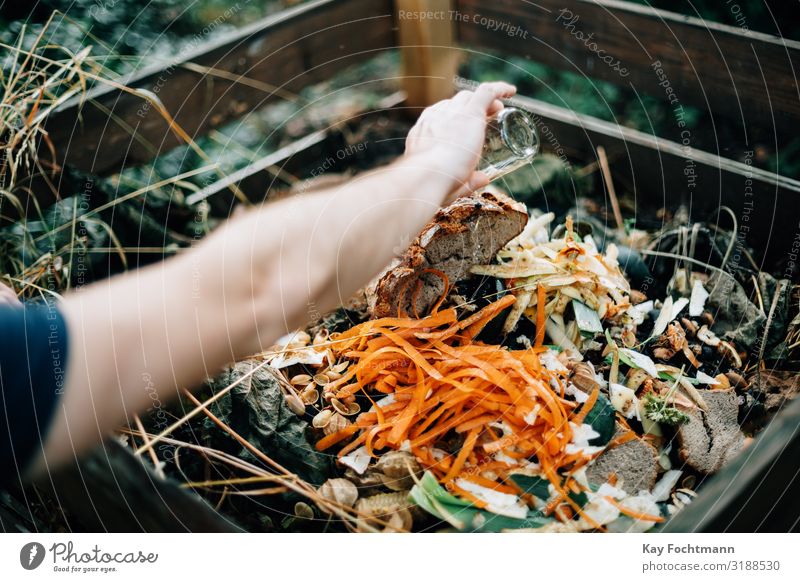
404,82 -> 517,198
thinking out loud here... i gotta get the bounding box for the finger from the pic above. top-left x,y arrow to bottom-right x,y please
467,170 -> 490,192
406,121 -> 420,141
452,90 -> 472,105
487,98 -> 505,117
447,171 -> 491,201
470,82 -> 517,112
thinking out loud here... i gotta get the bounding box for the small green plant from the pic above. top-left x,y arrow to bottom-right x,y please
643,393 -> 689,426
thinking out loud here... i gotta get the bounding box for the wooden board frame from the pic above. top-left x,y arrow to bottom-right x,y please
455,0 -> 800,131
7,0 -> 799,532
45,0 -> 396,175
395,0 -> 460,109
661,393 -> 800,532
499,90 -> 800,271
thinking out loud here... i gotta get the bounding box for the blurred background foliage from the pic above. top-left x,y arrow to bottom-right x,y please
0,0 -> 298,74
2,0 -> 795,178
631,0 -> 799,40
462,0 -> 800,178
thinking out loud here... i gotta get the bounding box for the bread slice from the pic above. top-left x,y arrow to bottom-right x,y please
586,427 -> 659,495
368,190 -> 527,319
676,388 -> 744,474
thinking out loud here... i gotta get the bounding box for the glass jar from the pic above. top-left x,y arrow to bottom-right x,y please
479,107 -> 540,182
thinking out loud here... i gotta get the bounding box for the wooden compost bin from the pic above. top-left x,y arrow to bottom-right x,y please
19,0 -> 800,532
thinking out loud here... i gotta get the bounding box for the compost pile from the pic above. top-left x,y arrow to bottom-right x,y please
212,188 -> 795,533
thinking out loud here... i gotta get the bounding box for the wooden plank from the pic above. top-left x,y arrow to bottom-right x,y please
44,0 -> 395,175
195,79 -> 800,273
185,92 -> 407,210
661,392 -> 800,532
497,90 -> 800,273
395,0 -> 460,109
455,0 -> 800,129
45,439 -> 240,532
185,129 -> 333,211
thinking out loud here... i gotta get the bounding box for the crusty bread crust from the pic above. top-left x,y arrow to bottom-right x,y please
368,190 -> 527,319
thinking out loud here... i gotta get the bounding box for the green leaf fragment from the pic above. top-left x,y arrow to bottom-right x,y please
509,474 -> 550,500
409,471 -> 554,532
573,299 -> 603,335
581,393 -> 616,445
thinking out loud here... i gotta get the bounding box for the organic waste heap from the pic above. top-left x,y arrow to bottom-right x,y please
249,183 -> 791,532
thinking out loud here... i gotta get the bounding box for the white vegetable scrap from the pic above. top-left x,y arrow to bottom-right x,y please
695,370 -> 721,385
565,422 -> 604,456
627,299 -> 654,325
619,348 -> 659,378
689,279 -> 710,317
611,494 -> 663,533
267,330 -> 326,368
471,215 -> 631,346
339,446 -> 371,475
370,394 -> 396,411
648,296 -> 689,339
545,317 -> 583,360
649,296 -> 674,339
539,348 -> 568,372
671,297 -> 690,320
523,404 -> 541,425
579,483 -> 627,527
609,383 -> 640,420
651,470 -> 683,502
565,383 -> 590,404
454,479 -> 529,519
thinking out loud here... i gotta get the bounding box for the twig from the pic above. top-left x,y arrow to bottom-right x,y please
214,487 -> 229,511
638,249 -> 736,278
179,389 -> 410,531
180,475 -> 289,489
124,428 -> 399,532
134,359 -> 272,456
574,159 -> 600,179
35,164 -> 217,242
713,206 -> 739,273
757,279 -> 787,364
596,146 -> 625,239
752,274 -> 766,315
133,413 -> 166,479
180,62 -> 301,103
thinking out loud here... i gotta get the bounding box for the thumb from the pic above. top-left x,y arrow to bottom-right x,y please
445,171 -> 491,204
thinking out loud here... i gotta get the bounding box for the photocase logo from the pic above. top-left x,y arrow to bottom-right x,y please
20,542 -> 46,570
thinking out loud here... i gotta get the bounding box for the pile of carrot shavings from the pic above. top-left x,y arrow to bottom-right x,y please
315,294 -> 605,524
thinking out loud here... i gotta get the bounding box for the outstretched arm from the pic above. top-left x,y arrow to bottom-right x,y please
31,82 -> 516,475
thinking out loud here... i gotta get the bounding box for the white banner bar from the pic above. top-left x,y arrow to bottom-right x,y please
1,533 -> 798,581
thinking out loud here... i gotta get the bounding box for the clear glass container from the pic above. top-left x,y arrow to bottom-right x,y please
479,107 -> 540,182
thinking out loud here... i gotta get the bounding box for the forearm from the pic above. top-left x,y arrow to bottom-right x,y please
187,152 -> 459,353
249,152 -> 459,338
35,154 -> 456,471
39,253 -> 227,469
34,82 -> 514,473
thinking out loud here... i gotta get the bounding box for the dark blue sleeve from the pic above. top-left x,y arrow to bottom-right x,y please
0,303 -> 69,485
